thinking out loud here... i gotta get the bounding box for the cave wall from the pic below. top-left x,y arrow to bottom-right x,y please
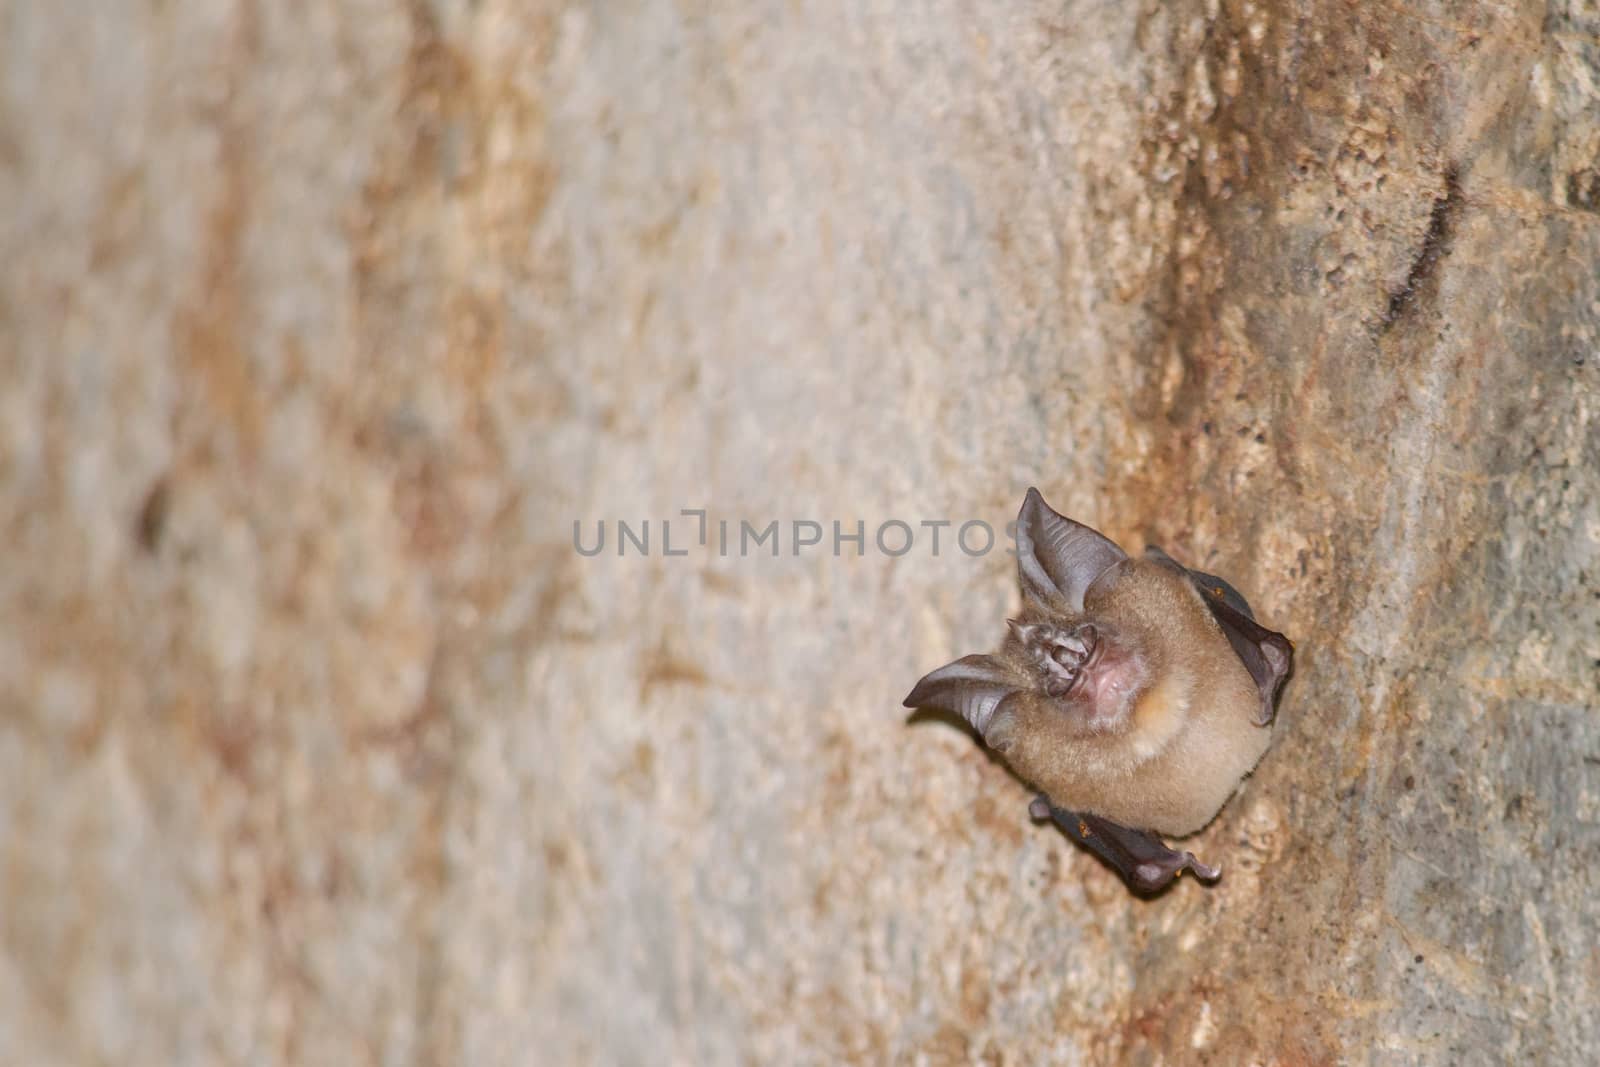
2,1 -> 1597,1063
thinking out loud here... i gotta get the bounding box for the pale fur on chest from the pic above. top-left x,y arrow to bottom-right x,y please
1106,668 -> 1267,834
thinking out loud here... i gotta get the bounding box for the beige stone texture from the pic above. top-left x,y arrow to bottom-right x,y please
2,1 -> 1597,1063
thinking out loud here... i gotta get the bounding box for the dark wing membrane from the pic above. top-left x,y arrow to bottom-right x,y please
1145,546 -> 1294,726
1143,546 -> 1253,616
1029,796 -> 1219,894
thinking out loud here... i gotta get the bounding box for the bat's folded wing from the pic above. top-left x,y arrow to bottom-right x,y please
1144,546 -> 1294,726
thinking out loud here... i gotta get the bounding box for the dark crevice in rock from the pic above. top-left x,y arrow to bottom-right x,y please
1381,163 -> 1462,330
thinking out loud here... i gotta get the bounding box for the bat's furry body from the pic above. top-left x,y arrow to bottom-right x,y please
905,488 -> 1293,892
991,557 -> 1268,836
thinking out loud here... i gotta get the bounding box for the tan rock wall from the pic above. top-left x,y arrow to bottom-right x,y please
2,1 -> 1596,1063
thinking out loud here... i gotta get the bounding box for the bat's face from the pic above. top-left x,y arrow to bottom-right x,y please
903,487 -> 1171,751
1003,616 -> 1150,736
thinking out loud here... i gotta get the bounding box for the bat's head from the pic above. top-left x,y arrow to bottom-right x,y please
903,488 -> 1153,743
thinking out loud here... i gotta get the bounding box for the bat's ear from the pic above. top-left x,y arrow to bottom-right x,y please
1016,487 -> 1127,613
903,654 -> 1023,746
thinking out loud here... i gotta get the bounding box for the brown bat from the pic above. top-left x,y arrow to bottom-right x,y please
904,488 -> 1293,893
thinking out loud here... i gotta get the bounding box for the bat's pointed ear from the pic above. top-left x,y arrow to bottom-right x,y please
903,654 -> 1022,743
1016,487 -> 1127,613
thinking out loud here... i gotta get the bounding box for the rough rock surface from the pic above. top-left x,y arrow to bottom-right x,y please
3,1 -> 1597,1063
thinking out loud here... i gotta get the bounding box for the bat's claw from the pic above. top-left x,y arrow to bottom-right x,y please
1180,853 -> 1221,883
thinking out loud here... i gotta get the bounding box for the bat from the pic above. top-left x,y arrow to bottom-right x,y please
903,488 -> 1293,893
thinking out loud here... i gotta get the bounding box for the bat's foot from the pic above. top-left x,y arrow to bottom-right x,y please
1029,795 -> 1220,894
